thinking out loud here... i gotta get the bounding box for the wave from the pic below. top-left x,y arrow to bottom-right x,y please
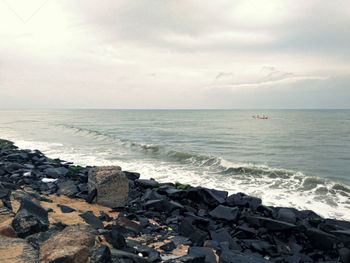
56,123 -> 349,188
51,123 -> 350,219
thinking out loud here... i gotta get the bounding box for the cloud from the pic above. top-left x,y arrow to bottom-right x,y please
215,72 -> 234,80
205,75 -> 350,109
0,0 -> 349,108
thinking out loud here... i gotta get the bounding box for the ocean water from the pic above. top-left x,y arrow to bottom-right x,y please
0,109 -> 349,220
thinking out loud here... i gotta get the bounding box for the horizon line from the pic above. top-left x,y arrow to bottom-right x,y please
0,108 -> 349,111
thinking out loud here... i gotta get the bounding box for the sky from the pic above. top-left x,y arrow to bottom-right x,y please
0,0 -> 349,109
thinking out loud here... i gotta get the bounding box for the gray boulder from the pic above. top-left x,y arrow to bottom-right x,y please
88,166 -> 129,208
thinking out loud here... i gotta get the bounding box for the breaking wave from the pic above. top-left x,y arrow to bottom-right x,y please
6,123 -> 350,220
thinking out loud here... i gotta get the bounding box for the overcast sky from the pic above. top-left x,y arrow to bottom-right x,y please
0,0 -> 349,108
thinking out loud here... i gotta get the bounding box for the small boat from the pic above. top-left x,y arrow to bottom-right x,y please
253,115 -> 269,120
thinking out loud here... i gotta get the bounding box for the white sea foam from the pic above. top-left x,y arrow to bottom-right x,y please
4,136 -> 350,221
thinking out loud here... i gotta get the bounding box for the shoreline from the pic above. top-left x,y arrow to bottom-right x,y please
6,136 -> 350,221
0,138 -> 349,262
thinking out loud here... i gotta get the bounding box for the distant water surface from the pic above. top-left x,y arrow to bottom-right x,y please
0,109 -> 349,219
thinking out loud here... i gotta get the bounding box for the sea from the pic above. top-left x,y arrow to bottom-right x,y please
0,109 -> 349,220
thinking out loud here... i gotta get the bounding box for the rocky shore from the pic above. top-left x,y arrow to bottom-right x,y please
0,138 -> 349,263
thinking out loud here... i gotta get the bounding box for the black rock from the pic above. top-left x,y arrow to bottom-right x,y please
234,224 -> 257,239
142,189 -> 166,202
90,245 -> 111,263
243,239 -> 275,255
210,228 -> 236,248
274,208 -> 297,224
203,240 -> 220,250
86,188 -> 97,203
0,168 -> 6,176
0,139 -> 17,149
77,183 -> 88,193
107,224 -> 140,239
126,240 -> 161,262
75,191 -> 88,200
6,152 -> 28,162
160,187 -> 187,200
80,211 -> 104,229
110,248 -> 149,263
44,167 -> 68,178
183,212 -> 210,230
209,205 -> 239,221
332,229 -> 350,245
116,216 -> 142,235
104,230 -> 126,249
226,192 -> 262,210
219,249 -> 270,263
284,254 -> 302,263
12,198 -> 49,238
173,255 -> 205,263
0,188 -> 11,199
144,199 -> 184,213
57,180 -> 79,197
338,247 -> 350,263
57,204 -> 75,213
124,171 -> 141,181
26,223 -> 65,249
160,241 -> 176,252
305,228 -> 336,250
171,236 -> 192,246
135,179 -> 159,188
136,215 -> 149,228
5,162 -> 24,173
99,211 -> 113,222
297,209 -> 323,221
324,218 -> 350,229
180,218 -> 208,246
188,187 -> 228,207
0,181 -> 16,190
246,216 -> 296,231
188,247 -> 217,263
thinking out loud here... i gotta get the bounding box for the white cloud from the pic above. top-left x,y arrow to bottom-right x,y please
0,0 -> 349,108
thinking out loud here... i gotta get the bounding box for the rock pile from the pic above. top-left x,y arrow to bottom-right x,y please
0,139 -> 349,263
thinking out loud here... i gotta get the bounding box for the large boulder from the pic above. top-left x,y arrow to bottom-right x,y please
40,224 -> 95,263
0,236 -> 38,263
88,166 -> 129,208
